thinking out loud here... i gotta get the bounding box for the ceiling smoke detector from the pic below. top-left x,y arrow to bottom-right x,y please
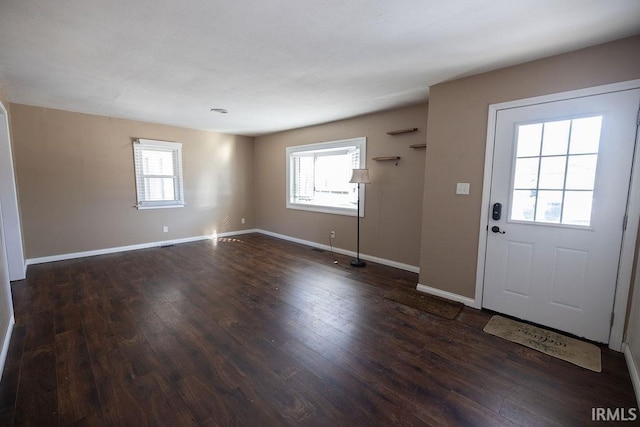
210,108 -> 228,114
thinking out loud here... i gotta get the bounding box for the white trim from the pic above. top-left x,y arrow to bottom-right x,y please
25,229 -> 258,265
0,101 -> 26,281
474,102 -> 498,310
0,314 -> 14,381
416,283 -> 476,307
22,227 -> 420,274
285,204 -> 360,217
135,204 -> 185,210
480,79 -> 640,112
624,343 -> 640,409
255,229 -> 419,273
136,139 -> 182,149
612,111 -> 640,351
476,79 -> 640,351
214,229 -> 257,237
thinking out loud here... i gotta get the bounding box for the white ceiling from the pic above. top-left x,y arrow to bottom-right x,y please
1,1 -> 639,136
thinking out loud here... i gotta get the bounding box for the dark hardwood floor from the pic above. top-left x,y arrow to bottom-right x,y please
0,233 -> 637,426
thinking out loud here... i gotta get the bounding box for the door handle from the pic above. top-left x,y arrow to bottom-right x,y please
491,226 -> 506,234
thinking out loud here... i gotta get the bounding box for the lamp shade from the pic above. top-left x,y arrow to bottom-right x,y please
349,169 -> 371,184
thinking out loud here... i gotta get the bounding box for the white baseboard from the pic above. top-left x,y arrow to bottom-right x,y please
23,228 -> 419,275
416,283 -> 477,307
256,229 -> 420,273
8,261 -> 26,282
624,343 -> 640,409
25,229 -> 258,266
0,314 -> 15,381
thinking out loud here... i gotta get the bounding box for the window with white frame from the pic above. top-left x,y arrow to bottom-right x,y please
133,139 -> 184,209
286,137 -> 366,216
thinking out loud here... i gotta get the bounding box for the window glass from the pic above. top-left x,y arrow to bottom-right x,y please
541,120 -> 570,156
565,155 -> 597,190
513,158 -> 539,189
569,117 -> 602,154
516,123 -> 543,157
563,191 -> 593,226
511,190 -> 536,222
510,116 -> 602,226
535,190 -> 563,223
286,137 -> 366,216
538,157 -> 566,190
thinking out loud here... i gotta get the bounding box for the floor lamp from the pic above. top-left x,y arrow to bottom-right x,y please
350,168 -> 370,267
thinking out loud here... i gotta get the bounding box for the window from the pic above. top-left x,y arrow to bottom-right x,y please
133,139 -> 184,209
286,137 -> 366,216
510,116 -> 602,226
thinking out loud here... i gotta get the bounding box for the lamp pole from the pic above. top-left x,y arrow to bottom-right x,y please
351,181 -> 365,267
349,169 -> 369,267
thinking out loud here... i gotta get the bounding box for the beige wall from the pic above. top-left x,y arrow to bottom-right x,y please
419,34 -> 640,298
255,105 -> 427,268
10,104 -> 255,259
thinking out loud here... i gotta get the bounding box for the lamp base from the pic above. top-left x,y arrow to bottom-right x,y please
350,259 -> 366,268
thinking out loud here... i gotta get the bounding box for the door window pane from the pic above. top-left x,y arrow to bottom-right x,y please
513,158 -> 539,189
566,155 -> 597,190
511,190 -> 536,221
538,156 -> 566,190
541,120 -> 570,156
535,190 -> 563,223
569,116 -> 602,154
510,116 -> 602,227
516,124 -> 543,157
563,191 -> 593,226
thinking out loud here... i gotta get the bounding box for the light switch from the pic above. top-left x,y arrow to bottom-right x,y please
456,182 -> 470,195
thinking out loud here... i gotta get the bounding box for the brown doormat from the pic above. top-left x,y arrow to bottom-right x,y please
384,289 -> 463,320
483,315 -> 601,372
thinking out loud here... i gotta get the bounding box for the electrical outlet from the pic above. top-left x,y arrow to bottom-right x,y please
330,231 -> 336,238
163,226 -> 169,233
241,218 -> 245,224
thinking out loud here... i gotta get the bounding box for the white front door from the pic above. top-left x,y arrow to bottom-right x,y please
482,89 -> 640,343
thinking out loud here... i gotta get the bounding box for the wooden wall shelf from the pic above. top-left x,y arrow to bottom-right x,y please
410,143 -> 427,149
386,128 -> 418,135
373,156 -> 401,161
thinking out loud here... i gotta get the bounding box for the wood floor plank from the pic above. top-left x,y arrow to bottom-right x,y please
1,233 -> 637,426
55,328 -> 101,425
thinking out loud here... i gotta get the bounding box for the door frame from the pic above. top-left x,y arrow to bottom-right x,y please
475,79 -> 640,351
0,100 -> 26,281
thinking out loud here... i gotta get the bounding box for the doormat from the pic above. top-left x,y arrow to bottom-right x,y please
384,289 -> 463,320
483,315 -> 601,372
